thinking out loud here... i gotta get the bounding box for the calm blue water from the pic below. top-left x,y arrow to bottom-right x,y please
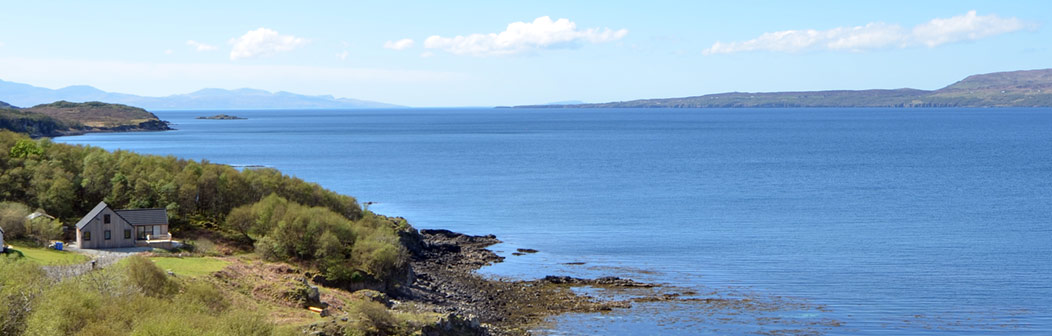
56,108 -> 1052,335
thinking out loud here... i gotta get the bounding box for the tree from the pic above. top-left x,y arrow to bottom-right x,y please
8,139 -> 43,159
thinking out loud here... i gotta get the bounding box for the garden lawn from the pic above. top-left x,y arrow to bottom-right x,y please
149,256 -> 231,277
9,245 -> 90,266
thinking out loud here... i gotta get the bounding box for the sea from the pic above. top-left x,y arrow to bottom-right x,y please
55,108 -> 1052,335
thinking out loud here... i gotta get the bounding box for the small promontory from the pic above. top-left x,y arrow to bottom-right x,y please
0,100 -> 172,137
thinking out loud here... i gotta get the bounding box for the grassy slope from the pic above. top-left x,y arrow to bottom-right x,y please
150,256 -> 232,277
7,245 -> 90,266
26,101 -> 161,128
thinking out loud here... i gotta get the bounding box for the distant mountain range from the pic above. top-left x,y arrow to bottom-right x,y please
0,80 -> 401,110
516,69 -> 1052,108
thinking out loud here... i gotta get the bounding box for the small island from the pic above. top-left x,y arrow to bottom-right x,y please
196,114 -> 246,120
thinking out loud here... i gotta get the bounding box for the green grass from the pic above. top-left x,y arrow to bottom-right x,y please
8,245 -> 91,266
150,257 -> 231,277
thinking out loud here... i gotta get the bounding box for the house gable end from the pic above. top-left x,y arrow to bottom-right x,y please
75,201 -> 110,230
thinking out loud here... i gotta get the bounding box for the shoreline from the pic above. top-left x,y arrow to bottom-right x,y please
402,229 -> 672,335
398,229 -> 845,335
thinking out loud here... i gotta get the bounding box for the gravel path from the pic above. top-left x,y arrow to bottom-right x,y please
41,245 -> 153,281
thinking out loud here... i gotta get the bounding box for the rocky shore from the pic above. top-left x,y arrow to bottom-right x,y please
404,229 -> 662,335
301,228 -> 840,335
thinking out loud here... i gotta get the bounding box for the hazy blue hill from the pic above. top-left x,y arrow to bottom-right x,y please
546,100 -> 585,105
0,79 -> 401,110
518,69 -> 1052,108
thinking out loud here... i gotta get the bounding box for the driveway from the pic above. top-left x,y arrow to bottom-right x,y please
42,243 -> 154,281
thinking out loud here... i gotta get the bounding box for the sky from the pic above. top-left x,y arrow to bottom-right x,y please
0,1 -> 1049,107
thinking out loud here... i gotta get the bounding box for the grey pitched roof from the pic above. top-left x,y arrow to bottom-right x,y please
76,201 -> 110,230
114,209 -> 168,226
27,211 -> 55,220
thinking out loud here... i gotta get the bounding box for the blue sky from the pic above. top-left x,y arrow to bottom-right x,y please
0,1 -> 1049,106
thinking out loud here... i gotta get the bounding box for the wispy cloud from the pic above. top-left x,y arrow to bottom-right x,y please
229,28 -> 308,60
704,11 -> 1030,55
186,40 -> 217,52
384,38 -> 415,50
424,16 -> 628,56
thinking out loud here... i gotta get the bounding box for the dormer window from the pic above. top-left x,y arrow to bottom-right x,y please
104,214 -> 111,224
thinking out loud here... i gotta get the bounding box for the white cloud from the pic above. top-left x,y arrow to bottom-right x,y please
164,49 -> 174,55
912,10 -> 1028,47
704,11 -> 1029,55
423,16 -> 628,56
186,40 -> 217,51
384,38 -> 415,50
229,28 -> 308,60
339,51 -> 349,60
420,51 -> 434,58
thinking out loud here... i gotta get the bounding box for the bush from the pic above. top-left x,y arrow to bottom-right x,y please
175,281 -> 229,314
22,281 -> 103,336
352,235 -> 408,280
216,310 -> 274,336
228,194 -> 408,283
125,255 -> 175,298
0,202 -> 31,240
0,257 -> 49,336
24,215 -> 62,246
254,236 -> 285,261
344,299 -> 399,336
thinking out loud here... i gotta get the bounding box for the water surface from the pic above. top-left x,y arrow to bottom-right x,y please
56,108 -> 1052,335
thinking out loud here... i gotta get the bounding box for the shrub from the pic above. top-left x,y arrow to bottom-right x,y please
0,202 -> 30,240
175,281 -> 229,314
344,299 -> 399,336
0,257 -> 49,336
254,236 -> 285,261
22,281 -> 103,336
216,310 -> 274,336
125,255 -> 175,298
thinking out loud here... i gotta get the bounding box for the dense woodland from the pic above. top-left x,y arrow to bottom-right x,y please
0,130 -> 412,284
0,128 -> 431,335
0,108 -> 75,138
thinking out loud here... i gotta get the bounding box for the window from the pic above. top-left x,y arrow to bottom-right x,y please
104,230 -> 111,240
124,229 -> 132,239
104,214 -> 111,224
137,226 -> 148,240
83,231 -> 91,241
